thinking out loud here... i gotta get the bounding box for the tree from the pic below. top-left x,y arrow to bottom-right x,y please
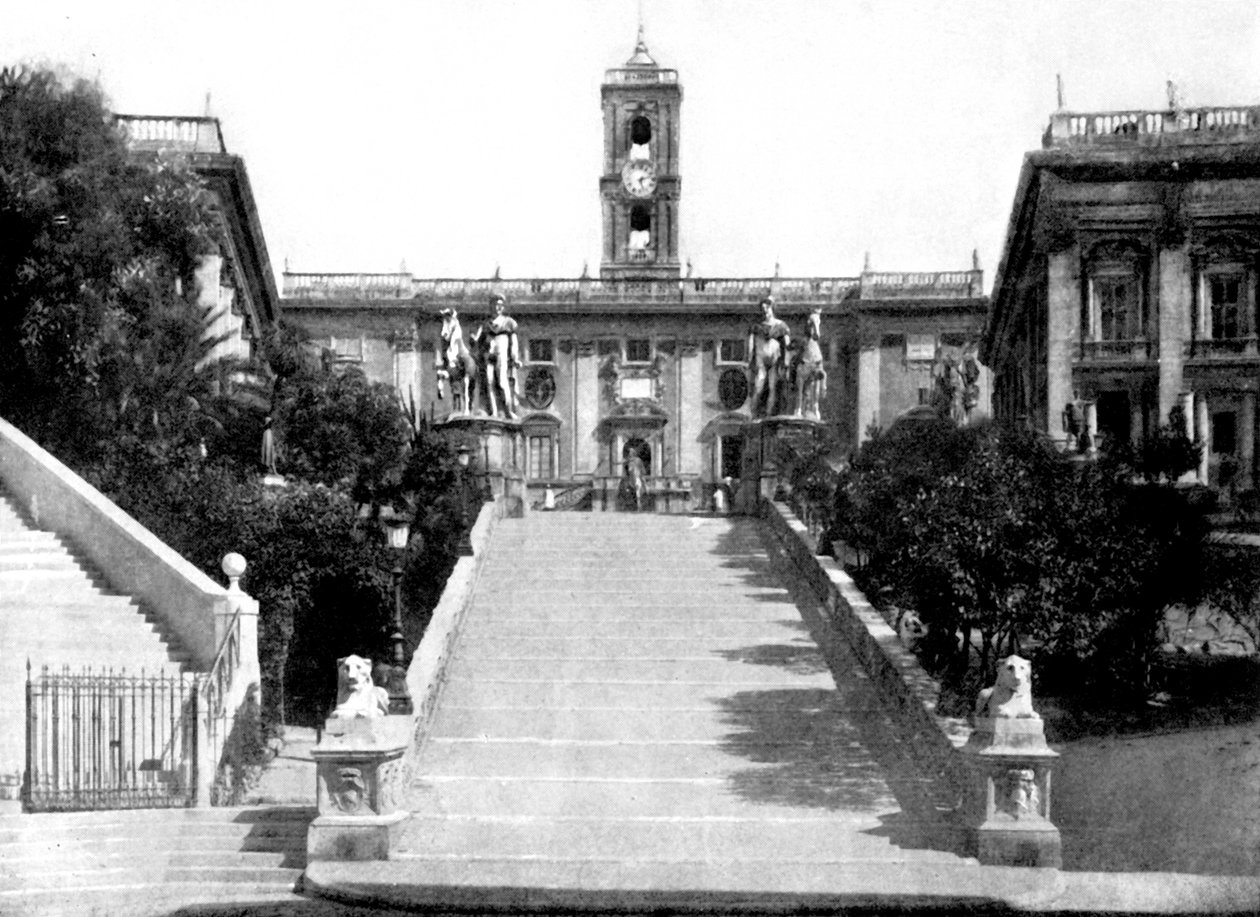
0,64 -> 219,459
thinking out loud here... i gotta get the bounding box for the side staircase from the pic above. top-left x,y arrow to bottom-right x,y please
0,805 -> 312,915
0,488 -> 189,788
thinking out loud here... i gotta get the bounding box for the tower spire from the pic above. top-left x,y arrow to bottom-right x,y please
626,16 -> 656,67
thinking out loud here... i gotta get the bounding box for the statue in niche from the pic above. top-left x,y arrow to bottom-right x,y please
260,415 -> 279,475
436,308 -> 481,415
792,306 -> 827,420
974,655 -> 1038,720
330,654 -> 390,719
931,351 -> 962,423
959,345 -> 981,422
747,296 -> 791,418
1061,399 -> 1083,452
472,294 -> 520,419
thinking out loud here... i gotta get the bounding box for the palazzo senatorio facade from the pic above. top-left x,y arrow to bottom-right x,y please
983,101 -> 1260,491
281,32 -> 990,506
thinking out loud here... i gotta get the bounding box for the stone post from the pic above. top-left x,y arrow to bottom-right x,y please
963,656 -> 1061,868
308,715 -> 413,861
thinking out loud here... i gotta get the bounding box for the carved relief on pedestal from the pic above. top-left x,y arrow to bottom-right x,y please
329,766 -> 369,815
1000,768 -> 1042,820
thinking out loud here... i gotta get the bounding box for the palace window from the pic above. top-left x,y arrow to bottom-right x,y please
1089,269 -> 1144,341
527,338 -> 555,363
718,339 -> 747,364
625,338 -> 652,363
1204,266 -> 1248,339
527,434 -> 554,479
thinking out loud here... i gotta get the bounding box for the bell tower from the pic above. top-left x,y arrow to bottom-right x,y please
599,27 -> 682,281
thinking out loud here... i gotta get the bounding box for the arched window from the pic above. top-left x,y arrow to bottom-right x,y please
628,205 -> 651,252
629,116 -> 652,160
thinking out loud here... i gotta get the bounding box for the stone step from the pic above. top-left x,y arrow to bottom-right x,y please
459,618 -> 816,638
454,634 -> 817,658
468,606 -> 803,621
0,553 -> 82,572
444,656 -> 833,683
439,678 -> 851,710
0,883 -> 307,917
428,702 -> 887,743
419,737 -> 887,782
395,813 -> 952,865
0,863 -> 303,892
408,773 -> 910,821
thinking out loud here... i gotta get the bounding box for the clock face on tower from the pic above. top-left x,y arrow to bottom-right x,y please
621,159 -> 657,198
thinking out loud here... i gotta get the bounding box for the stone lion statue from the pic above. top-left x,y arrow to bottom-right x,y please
894,607 -> 929,654
974,654 -> 1037,719
330,654 -> 390,719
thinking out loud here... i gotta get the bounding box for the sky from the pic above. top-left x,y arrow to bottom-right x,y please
4,1 -> 1260,289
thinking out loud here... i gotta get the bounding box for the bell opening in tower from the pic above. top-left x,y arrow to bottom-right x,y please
630,116 -> 651,160
629,205 -> 652,257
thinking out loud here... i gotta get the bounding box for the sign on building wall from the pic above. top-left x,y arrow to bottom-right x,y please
905,334 -> 936,362
620,377 -> 654,400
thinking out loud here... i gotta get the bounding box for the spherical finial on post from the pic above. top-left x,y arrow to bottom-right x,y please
222,553 -> 247,593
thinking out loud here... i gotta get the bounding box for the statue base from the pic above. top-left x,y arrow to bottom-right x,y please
307,716 -> 413,862
962,717 -> 1062,868
433,414 -> 527,518
736,416 -> 830,514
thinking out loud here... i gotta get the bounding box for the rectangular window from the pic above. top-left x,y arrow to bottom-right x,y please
1209,272 -> 1243,339
1093,274 -> 1140,341
718,339 -> 747,363
625,338 -> 652,363
330,336 -> 363,361
527,339 -> 554,363
527,434 -> 554,479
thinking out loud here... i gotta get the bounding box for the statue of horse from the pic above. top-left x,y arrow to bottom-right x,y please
437,309 -> 480,415
792,308 -> 827,420
748,298 -> 791,418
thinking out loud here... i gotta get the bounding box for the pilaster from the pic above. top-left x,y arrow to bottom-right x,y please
856,341 -> 880,442
574,340 -> 599,474
678,340 -> 702,474
1046,248 -> 1079,449
1158,245 -> 1192,421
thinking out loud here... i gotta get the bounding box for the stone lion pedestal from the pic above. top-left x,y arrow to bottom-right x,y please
307,716 -> 413,861
962,712 -> 1062,868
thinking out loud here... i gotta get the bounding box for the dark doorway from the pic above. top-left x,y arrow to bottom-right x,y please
720,434 -> 743,480
622,438 -> 651,475
1097,391 -> 1131,451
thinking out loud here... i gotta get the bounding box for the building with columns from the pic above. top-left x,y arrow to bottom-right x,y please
982,102 -> 1260,489
117,114 -> 281,367
281,31 -> 989,503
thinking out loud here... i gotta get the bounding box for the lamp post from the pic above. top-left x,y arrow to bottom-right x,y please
456,443 -> 474,556
379,509 -> 414,715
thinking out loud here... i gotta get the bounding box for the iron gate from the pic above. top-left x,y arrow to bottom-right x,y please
24,663 -> 196,811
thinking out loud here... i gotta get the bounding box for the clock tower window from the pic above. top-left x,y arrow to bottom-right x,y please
629,115 -> 652,160
629,205 -> 651,253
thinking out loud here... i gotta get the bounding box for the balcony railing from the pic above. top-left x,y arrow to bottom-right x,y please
1185,335 -> 1260,359
282,270 -> 984,308
603,68 -> 679,85
115,115 -> 226,154
1080,338 -> 1159,362
1045,106 -> 1260,149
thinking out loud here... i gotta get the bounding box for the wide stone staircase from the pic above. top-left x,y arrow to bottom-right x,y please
0,488 -> 191,788
328,512 -> 1047,910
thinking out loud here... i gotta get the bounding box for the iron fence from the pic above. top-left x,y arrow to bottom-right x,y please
24,663 -> 196,812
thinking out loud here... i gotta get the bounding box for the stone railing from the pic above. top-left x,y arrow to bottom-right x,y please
859,270 -> 984,299
604,68 -> 679,84
114,114 -> 227,154
1045,106 -> 1260,148
761,500 -> 972,806
1185,335 -> 1260,359
1080,338 -> 1159,361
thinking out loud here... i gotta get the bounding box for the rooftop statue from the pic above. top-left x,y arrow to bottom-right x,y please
793,306 -> 826,421
747,296 -> 791,418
